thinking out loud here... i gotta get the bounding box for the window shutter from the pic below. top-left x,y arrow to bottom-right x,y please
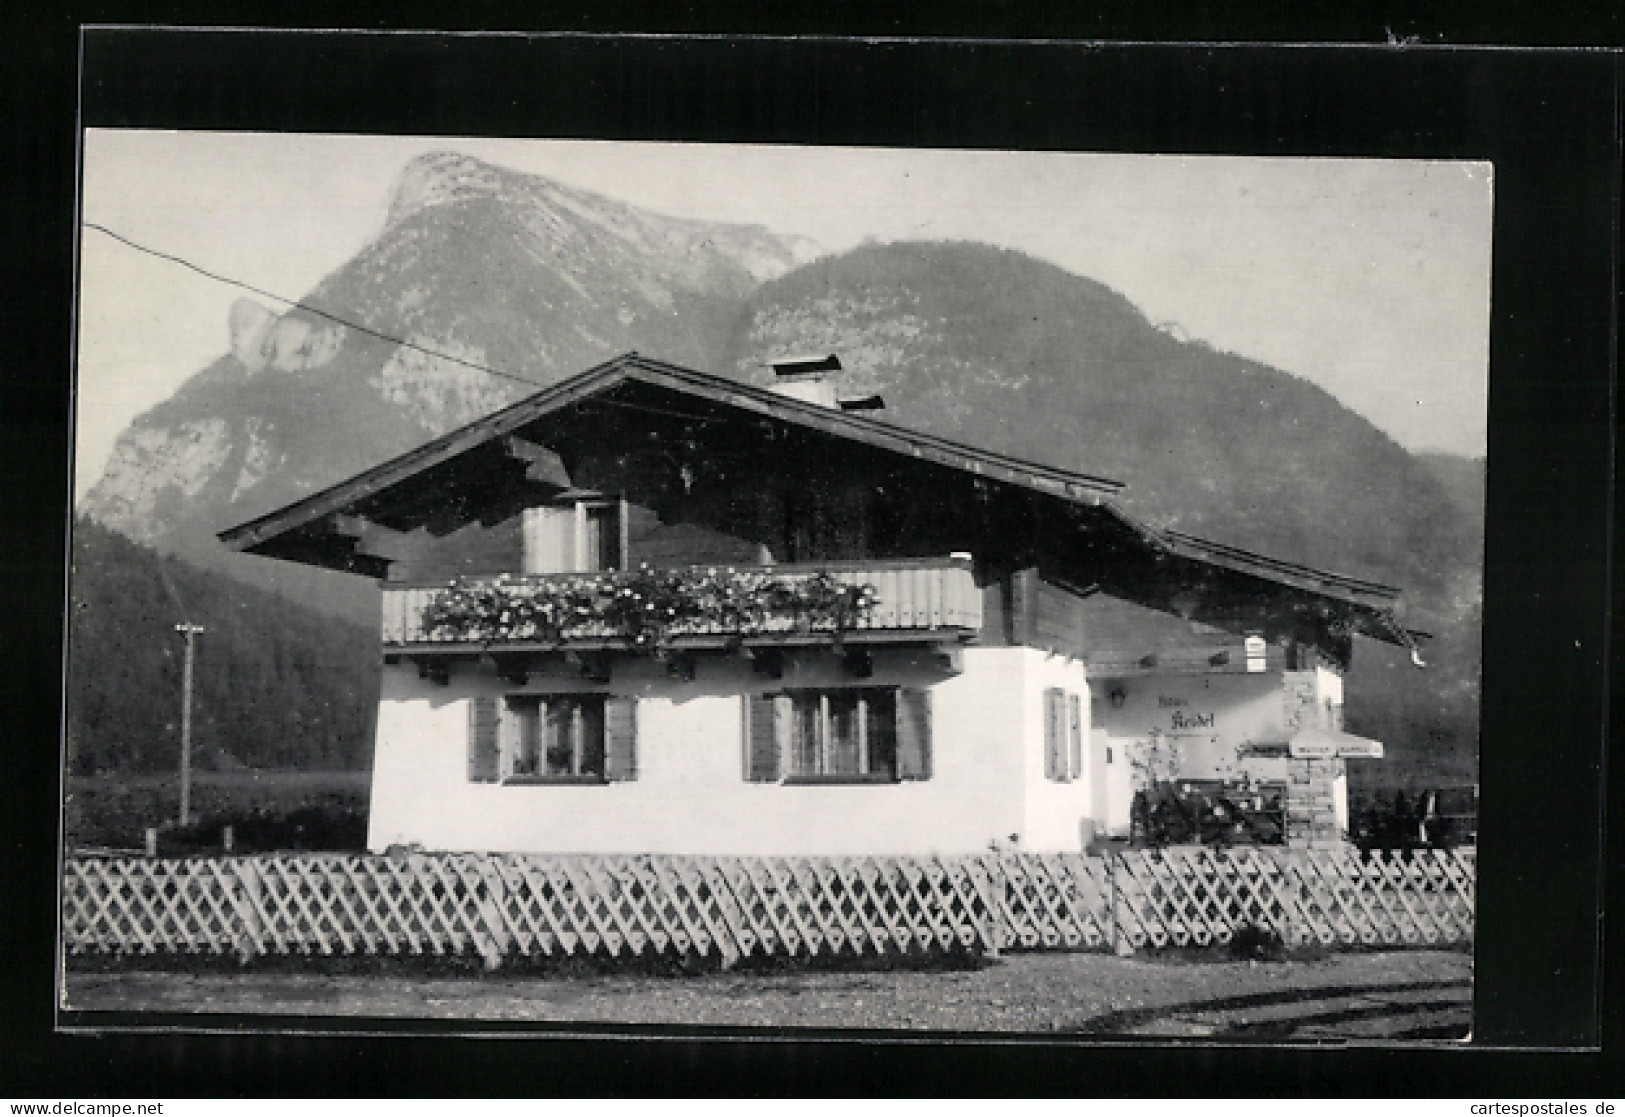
468,695 -> 500,783
498,698 -> 519,781
617,495 -> 631,572
743,693 -> 781,782
522,505 -> 577,574
1067,692 -> 1084,782
1043,687 -> 1065,781
604,697 -> 637,781
896,687 -> 932,781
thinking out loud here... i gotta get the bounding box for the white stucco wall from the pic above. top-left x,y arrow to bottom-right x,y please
1092,670 -> 1290,778
367,645 -> 1079,856
1317,664 -> 1345,727
1094,732 -> 1137,837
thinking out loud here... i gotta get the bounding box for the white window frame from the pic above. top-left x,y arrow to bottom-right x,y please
503,693 -> 608,783
784,687 -> 898,783
574,497 -> 627,573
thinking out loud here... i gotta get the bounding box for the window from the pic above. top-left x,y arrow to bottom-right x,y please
522,497 -> 627,574
786,689 -> 898,779
467,693 -> 637,783
744,687 -> 931,784
1044,687 -> 1085,782
582,503 -> 621,571
510,695 -> 606,778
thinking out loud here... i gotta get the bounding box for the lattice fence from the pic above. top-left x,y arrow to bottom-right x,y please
62,854 -> 1001,966
62,848 -> 1474,965
1106,847 -> 1477,949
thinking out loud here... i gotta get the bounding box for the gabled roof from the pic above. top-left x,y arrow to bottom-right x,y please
219,352 -> 1125,554
218,351 -> 1418,648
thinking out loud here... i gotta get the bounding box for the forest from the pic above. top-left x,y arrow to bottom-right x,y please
66,516 -> 378,776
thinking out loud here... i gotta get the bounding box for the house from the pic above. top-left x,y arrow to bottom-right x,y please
220,352 -> 1419,855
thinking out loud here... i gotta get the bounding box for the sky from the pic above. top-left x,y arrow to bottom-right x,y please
76,130 -> 1494,501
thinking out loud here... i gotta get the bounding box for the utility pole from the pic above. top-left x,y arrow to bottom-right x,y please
175,623 -> 205,827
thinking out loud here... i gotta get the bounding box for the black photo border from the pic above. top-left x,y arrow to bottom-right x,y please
4,25 -> 1618,1096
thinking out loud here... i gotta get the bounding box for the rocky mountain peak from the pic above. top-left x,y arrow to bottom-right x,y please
81,153 -> 825,575
383,151 -> 508,228
380,151 -> 822,288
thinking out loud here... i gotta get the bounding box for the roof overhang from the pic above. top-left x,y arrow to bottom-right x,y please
1094,507 -> 1420,650
219,352 -> 1125,556
218,352 -> 1418,650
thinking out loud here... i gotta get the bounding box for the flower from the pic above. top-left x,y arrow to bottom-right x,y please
420,567 -> 877,649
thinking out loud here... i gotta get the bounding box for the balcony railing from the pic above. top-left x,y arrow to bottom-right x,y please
381,558 -> 982,650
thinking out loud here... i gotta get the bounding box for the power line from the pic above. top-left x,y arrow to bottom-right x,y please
82,222 -> 723,426
84,222 -> 547,391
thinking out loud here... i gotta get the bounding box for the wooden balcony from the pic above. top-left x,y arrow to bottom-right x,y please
381,557 -> 982,652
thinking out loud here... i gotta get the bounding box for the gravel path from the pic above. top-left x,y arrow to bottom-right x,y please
63,950 -> 1470,1039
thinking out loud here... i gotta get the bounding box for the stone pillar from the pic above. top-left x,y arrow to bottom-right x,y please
1284,757 -> 1344,849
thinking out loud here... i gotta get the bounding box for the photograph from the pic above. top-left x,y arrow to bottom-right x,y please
61,127 -> 1489,1041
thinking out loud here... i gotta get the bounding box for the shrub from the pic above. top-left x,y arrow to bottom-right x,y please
63,773 -> 371,852
1228,923 -> 1286,962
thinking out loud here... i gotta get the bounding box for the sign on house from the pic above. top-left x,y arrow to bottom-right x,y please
1334,740 -> 1384,759
1289,737 -> 1383,759
1288,738 -> 1339,759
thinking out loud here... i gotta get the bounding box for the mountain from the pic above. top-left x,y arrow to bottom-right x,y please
80,152 -> 822,617
66,517 -> 378,775
719,242 -> 1474,609
1417,453 -> 1487,527
76,154 -> 1481,784
1352,451 -> 1482,786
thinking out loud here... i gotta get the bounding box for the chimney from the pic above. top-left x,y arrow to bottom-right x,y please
770,353 -> 841,409
769,353 -> 885,413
